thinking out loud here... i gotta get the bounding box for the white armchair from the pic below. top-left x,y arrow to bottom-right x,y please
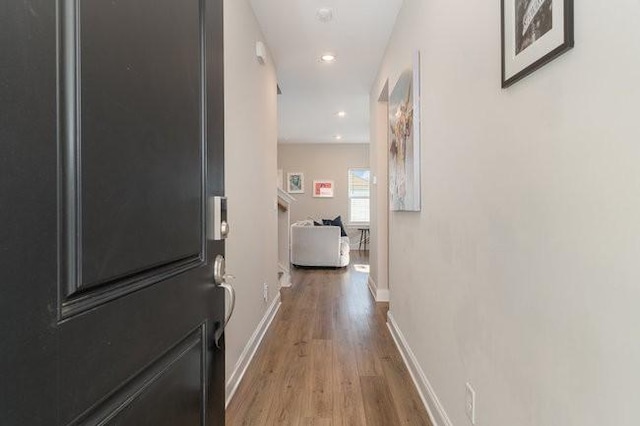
290,223 -> 350,268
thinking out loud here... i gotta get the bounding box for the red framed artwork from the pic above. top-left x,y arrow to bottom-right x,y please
313,180 -> 334,198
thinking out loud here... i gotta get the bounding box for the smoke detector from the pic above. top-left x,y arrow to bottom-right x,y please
316,7 -> 334,23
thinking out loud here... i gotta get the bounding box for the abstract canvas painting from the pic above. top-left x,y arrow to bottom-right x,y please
389,52 -> 421,212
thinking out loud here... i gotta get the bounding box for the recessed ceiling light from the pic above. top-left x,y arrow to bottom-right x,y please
335,135 -> 343,140
337,111 -> 346,118
320,54 -> 336,63
316,8 -> 334,23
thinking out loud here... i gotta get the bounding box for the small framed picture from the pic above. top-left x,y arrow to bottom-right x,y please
501,0 -> 574,88
287,172 -> 304,194
313,180 -> 334,198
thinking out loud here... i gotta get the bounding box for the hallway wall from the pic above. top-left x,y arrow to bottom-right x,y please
224,0 -> 279,395
372,1 -> 640,425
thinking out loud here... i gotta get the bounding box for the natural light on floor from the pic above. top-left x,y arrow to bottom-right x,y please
354,264 -> 370,273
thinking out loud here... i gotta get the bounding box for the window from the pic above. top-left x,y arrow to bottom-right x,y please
348,168 -> 370,224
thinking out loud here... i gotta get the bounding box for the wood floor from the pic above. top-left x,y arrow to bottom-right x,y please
226,253 -> 432,426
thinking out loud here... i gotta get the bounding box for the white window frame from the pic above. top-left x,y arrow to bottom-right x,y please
348,168 -> 371,226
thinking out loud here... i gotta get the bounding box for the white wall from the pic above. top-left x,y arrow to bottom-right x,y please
372,1 -> 640,425
224,0 -> 279,391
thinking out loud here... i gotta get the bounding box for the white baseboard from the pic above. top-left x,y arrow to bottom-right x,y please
367,276 -> 377,300
280,280 -> 292,288
387,311 -> 453,426
367,276 -> 390,302
277,262 -> 290,273
278,263 -> 292,288
225,292 -> 281,408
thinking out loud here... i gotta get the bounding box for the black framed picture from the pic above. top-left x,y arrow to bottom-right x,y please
501,0 -> 574,88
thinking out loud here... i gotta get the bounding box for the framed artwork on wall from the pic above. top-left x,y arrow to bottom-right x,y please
313,180 -> 334,198
287,172 -> 304,194
389,51 -> 421,212
501,0 -> 574,88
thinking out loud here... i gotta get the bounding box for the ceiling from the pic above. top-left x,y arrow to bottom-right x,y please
250,0 -> 403,144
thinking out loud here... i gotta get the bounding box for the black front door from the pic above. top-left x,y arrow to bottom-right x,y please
0,0 -> 226,424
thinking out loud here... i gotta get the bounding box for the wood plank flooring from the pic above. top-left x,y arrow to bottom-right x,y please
226,253 -> 432,426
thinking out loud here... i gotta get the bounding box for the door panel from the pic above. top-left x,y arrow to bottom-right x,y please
106,339 -> 204,426
79,0 -> 203,290
58,0 -> 207,316
0,0 -> 226,423
68,327 -> 205,426
57,0 -> 224,422
57,274 -> 211,424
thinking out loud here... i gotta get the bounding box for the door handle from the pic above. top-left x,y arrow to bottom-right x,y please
213,255 -> 236,348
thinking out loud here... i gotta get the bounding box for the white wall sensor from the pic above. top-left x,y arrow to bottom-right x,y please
256,41 -> 267,64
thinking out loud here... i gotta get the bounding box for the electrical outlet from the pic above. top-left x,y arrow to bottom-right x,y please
465,382 -> 476,425
263,283 -> 269,302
